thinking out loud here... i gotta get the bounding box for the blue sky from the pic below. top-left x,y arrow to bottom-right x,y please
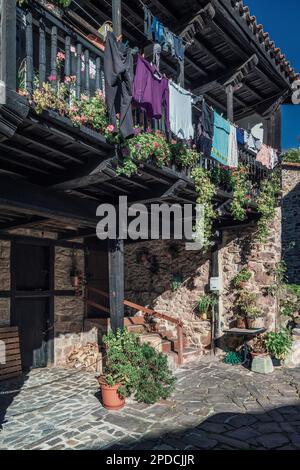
246,0 -> 300,150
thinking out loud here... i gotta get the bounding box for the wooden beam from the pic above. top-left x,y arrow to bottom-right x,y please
108,239 -> 124,333
0,216 -> 47,232
112,0 -> 122,37
0,0 -> 17,92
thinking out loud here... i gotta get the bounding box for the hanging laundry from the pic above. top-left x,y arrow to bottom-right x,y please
211,112 -> 231,165
228,124 -> 239,168
143,5 -> 153,41
173,36 -> 185,61
151,16 -> 165,43
270,148 -> 279,169
104,32 -> 134,139
133,55 -> 170,127
153,43 -> 162,70
256,144 -> 272,169
163,28 -> 175,56
196,101 -> 214,159
236,128 -> 245,145
169,81 -> 194,140
245,130 -> 261,153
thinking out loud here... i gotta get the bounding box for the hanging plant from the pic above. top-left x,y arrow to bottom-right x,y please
117,128 -> 171,177
17,0 -> 72,7
256,170 -> 281,243
191,167 -> 217,251
230,166 -> 253,221
169,141 -> 199,168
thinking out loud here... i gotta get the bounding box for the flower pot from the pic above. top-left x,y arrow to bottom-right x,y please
70,275 -> 80,288
248,317 -> 265,329
236,317 -> 247,329
98,376 -> 125,411
271,357 -> 282,367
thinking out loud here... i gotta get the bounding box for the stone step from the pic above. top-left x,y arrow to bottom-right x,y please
139,333 -> 163,353
127,324 -> 147,334
182,347 -> 202,363
161,339 -> 172,353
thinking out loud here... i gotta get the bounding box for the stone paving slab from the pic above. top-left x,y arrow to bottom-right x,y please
0,359 -> 300,450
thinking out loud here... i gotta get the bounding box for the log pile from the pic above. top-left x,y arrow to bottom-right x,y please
66,342 -> 102,373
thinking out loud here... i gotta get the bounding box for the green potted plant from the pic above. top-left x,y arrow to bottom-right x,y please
264,329 -> 293,366
197,293 -> 218,320
232,268 -> 252,289
235,290 -> 262,329
250,336 -> 274,374
99,329 -> 175,410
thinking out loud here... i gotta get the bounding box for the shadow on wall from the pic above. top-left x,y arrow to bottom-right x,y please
282,181 -> 300,284
0,373 -> 29,430
105,404 -> 300,450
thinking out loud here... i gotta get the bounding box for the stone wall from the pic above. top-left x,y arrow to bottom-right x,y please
281,164 -> 300,284
220,208 -> 282,335
124,240 -> 212,351
0,240 -> 11,326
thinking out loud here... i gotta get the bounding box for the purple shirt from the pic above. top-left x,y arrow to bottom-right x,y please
133,55 -> 170,129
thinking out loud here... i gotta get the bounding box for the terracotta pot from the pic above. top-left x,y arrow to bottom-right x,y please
236,317 -> 247,329
98,376 -> 125,411
248,317 -> 265,329
251,351 -> 269,358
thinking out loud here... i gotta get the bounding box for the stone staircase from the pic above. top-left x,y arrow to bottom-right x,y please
124,316 -> 202,370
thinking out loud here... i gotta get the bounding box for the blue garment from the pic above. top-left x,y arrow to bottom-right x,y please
173,35 -> 185,61
236,128 -> 245,145
211,112 -> 230,165
151,16 -> 165,43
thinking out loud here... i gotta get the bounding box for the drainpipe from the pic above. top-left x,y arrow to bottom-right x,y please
210,232 -> 223,355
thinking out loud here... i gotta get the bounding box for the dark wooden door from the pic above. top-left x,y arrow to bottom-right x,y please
86,248 -> 109,317
11,243 -> 52,370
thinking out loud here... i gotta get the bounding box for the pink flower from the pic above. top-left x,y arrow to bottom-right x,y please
106,125 -> 115,133
154,142 -> 159,149
72,115 -> 81,124
64,75 -> 76,84
81,94 -> 89,101
96,89 -> 104,98
69,105 -> 78,113
80,115 -> 88,124
48,74 -> 57,82
57,52 -> 65,62
245,195 -> 251,200
18,88 -> 28,96
133,127 -> 141,136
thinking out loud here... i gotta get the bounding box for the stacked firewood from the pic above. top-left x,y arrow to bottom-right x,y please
66,342 -> 102,373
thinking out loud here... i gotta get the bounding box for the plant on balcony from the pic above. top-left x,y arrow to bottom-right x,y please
32,81 -> 68,115
230,166 -> 253,221
264,329 -> 293,361
256,171 -> 281,242
282,148 -> 300,164
169,141 -> 199,168
191,167 -> 217,251
17,0 -> 72,7
68,90 -> 109,135
100,329 -> 175,408
210,165 -> 232,189
117,128 -> 171,177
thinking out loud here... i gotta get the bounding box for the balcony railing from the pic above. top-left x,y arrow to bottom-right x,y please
15,1 -> 269,187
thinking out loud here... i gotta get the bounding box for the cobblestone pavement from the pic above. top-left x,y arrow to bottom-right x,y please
1,358 -> 300,450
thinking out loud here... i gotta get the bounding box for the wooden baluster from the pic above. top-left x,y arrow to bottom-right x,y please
84,49 -> 90,97
25,11 -> 33,96
177,323 -> 184,366
39,19 -> 46,87
65,36 -> 71,77
95,57 -> 101,91
76,43 -> 82,100
50,26 -> 58,87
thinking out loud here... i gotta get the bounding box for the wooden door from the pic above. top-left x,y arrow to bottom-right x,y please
85,248 -> 109,317
11,242 -> 52,370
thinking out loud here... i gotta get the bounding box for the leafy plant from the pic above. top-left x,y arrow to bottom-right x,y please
191,167 -> 217,251
171,273 -> 183,292
169,141 -> 199,168
117,128 -> 171,177
17,0 -> 72,7
232,268 -> 252,288
264,329 -> 293,360
256,170 -> 281,242
197,293 -> 218,316
103,329 -> 176,403
230,166 -> 252,221
282,148 -> 300,164
32,81 -> 68,115
235,290 -> 261,319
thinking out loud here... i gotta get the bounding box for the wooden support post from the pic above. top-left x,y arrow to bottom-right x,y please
0,0 -> 17,97
108,238 -> 124,333
84,49 -> 90,97
226,84 -> 234,122
50,26 -> 58,88
76,43 -> 82,100
65,36 -> 71,77
112,0 -> 122,37
95,57 -> 101,91
39,20 -> 46,87
25,11 -> 33,96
